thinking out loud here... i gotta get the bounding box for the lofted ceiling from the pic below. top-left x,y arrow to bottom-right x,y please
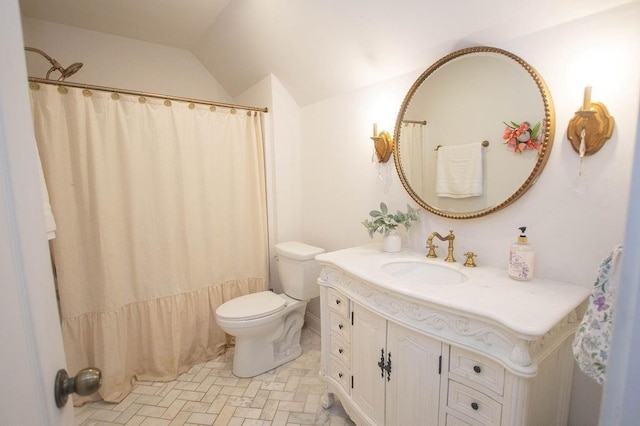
19,0 -> 635,106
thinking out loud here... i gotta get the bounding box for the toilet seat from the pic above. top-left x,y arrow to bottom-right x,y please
216,291 -> 286,321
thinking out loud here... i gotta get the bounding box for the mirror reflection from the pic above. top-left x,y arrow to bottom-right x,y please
394,47 -> 555,219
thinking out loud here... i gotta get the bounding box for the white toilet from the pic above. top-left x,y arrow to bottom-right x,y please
215,241 -> 324,377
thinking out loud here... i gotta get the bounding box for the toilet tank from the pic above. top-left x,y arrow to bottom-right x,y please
275,241 -> 325,300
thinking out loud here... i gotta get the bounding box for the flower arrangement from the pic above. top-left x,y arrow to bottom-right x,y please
362,202 -> 420,237
503,121 -> 542,153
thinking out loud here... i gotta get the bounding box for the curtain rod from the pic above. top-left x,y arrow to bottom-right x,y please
402,120 -> 427,125
28,77 -> 269,113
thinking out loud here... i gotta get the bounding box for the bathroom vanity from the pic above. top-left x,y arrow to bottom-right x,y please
317,244 -> 590,426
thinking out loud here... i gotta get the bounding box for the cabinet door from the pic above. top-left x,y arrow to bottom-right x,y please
386,321 -> 442,426
351,303 -> 387,426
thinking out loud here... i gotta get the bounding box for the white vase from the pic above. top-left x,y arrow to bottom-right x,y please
383,233 -> 402,253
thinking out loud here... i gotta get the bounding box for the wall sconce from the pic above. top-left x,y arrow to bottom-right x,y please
567,86 -> 614,156
371,123 -> 394,163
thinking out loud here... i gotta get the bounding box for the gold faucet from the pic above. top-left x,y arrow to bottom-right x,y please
463,252 -> 477,267
426,230 -> 456,262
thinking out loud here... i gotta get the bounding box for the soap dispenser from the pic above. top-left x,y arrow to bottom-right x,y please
508,226 -> 535,281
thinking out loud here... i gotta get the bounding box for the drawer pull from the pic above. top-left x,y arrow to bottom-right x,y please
471,402 -> 479,411
339,348 -> 344,354
335,299 -> 341,305
338,323 -> 344,329
473,365 -> 482,374
338,373 -> 343,378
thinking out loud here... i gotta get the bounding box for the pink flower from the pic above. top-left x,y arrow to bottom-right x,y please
504,121 -> 542,153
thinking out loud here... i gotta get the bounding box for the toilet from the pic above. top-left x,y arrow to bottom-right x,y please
215,241 -> 324,377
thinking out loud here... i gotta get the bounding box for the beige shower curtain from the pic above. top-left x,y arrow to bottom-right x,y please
401,122 -> 426,195
29,84 -> 268,404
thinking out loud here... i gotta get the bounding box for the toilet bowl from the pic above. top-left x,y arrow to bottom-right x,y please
215,241 -> 324,377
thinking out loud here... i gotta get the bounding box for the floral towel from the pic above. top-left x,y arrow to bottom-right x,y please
572,245 -> 623,384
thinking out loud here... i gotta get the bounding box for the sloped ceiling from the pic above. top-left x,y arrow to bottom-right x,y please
19,0 -> 636,106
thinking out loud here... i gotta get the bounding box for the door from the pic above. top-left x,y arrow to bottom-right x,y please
0,1 -> 74,424
351,303 -> 387,426
386,321 -> 442,425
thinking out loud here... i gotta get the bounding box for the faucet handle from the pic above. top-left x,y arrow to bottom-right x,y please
427,244 -> 438,258
463,252 -> 477,267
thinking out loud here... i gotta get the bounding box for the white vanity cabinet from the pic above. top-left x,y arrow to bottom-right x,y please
351,303 -> 442,425
317,245 -> 591,426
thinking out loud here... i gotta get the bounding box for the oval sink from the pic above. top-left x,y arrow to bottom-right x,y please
381,260 -> 468,286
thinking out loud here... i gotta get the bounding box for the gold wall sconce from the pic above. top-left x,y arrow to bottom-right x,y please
371,123 -> 394,163
567,86 -> 614,156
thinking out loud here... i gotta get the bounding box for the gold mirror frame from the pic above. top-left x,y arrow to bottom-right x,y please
393,46 -> 555,219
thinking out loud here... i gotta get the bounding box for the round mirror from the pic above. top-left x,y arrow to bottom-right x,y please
393,46 -> 555,219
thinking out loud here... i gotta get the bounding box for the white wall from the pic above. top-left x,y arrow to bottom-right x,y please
21,18 -> 232,102
235,74 -> 304,295
300,4 -> 640,425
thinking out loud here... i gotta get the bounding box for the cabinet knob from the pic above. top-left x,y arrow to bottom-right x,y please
471,402 -> 479,410
338,373 -> 343,378
473,365 -> 482,374
338,323 -> 343,329
338,348 -> 343,354
335,299 -> 341,305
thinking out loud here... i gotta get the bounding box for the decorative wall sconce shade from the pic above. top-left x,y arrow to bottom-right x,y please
567,86 -> 614,156
371,123 -> 394,163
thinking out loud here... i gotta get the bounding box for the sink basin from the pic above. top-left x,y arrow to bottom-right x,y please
381,260 -> 468,286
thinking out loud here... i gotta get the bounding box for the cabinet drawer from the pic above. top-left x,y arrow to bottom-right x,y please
327,288 -> 350,318
447,380 -> 502,426
330,311 -> 351,343
445,413 -> 476,426
449,347 -> 504,395
330,334 -> 351,365
328,357 -> 351,392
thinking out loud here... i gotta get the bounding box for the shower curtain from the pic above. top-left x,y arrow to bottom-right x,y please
29,84 -> 269,404
401,122 -> 426,195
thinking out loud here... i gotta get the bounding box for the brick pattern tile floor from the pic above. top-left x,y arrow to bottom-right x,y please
74,327 -> 354,426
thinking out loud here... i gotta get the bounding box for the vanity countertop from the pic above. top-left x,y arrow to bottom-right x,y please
315,244 -> 591,338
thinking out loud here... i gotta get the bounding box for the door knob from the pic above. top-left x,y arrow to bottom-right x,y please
54,367 -> 102,408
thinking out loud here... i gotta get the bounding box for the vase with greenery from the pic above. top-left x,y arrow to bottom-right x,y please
362,202 -> 420,252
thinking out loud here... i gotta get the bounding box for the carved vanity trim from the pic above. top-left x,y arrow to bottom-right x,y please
320,266 -> 578,377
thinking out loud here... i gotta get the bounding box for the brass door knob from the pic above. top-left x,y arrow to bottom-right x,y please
54,367 -> 102,408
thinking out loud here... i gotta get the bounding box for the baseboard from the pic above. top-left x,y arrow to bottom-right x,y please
305,311 -> 321,335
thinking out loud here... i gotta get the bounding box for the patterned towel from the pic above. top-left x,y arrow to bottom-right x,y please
572,245 -> 623,384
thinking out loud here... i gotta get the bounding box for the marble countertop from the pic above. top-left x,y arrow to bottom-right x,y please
315,243 -> 591,338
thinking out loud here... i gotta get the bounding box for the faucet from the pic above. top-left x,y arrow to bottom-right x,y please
426,230 -> 456,262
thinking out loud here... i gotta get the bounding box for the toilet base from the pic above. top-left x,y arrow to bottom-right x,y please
230,303 -> 307,378
233,343 -> 303,378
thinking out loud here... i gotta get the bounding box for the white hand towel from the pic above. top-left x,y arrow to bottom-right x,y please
436,143 -> 483,198
37,155 -> 57,239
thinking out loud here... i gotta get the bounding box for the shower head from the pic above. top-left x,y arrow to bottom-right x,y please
61,62 -> 84,80
24,46 -> 83,81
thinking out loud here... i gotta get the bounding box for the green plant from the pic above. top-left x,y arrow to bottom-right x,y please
362,202 -> 420,237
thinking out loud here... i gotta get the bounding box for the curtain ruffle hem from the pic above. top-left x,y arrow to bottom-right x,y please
65,278 -> 265,405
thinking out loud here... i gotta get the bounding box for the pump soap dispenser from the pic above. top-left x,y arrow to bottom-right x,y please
508,226 -> 535,281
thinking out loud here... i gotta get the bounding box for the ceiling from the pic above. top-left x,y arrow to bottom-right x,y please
19,0 -> 635,106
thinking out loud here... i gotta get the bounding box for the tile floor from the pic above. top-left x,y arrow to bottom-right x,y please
74,327 -> 354,426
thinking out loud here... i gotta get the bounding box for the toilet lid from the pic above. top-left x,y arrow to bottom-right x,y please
216,291 -> 287,321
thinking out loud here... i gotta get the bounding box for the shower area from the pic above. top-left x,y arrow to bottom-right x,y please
27,48 -> 270,405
